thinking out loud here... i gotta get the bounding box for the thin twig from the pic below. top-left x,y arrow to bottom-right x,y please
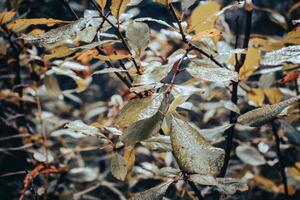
62,0 -> 78,19
187,180 -> 204,200
168,3 -> 225,68
62,0 -> 133,89
295,79 -> 300,120
219,2 -> 253,178
90,0 -> 142,75
270,121 -> 289,199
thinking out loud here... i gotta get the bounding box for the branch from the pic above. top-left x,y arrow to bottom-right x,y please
62,0 -> 133,90
168,3 -> 225,68
270,121 -> 289,199
62,0 -> 79,19
90,0 -> 141,75
219,1 -> 253,177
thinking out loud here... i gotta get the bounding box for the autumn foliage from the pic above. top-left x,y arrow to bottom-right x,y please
0,0 -> 300,200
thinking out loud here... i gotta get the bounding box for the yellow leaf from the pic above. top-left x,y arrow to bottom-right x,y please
283,27 -> 300,45
239,47 -> 260,80
124,146 -> 136,172
251,37 -> 283,51
7,18 -> 67,31
0,11 -> 16,24
110,0 -> 130,21
94,54 -> 131,61
248,88 -> 265,106
153,0 -> 171,6
189,2 -> 220,33
96,0 -> 107,12
191,28 -> 221,41
254,175 -> 279,193
27,29 -> 45,35
43,46 -> 76,61
76,49 -> 99,64
263,88 -> 282,104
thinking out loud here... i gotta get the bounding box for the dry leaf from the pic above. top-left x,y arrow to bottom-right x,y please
248,88 -> 265,106
96,0 -> 107,12
189,1 -> 220,33
8,18 -> 67,31
239,48 -> 260,80
43,46 -> 76,61
191,28 -> 221,41
0,11 -> 16,24
264,88 -> 282,104
124,146 -> 136,171
93,54 -> 131,61
111,153 -> 128,181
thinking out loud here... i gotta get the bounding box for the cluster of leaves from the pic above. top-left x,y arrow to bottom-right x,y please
0,0 -> 300,199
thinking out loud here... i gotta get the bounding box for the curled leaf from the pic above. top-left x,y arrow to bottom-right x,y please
237,95 -> 300,127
